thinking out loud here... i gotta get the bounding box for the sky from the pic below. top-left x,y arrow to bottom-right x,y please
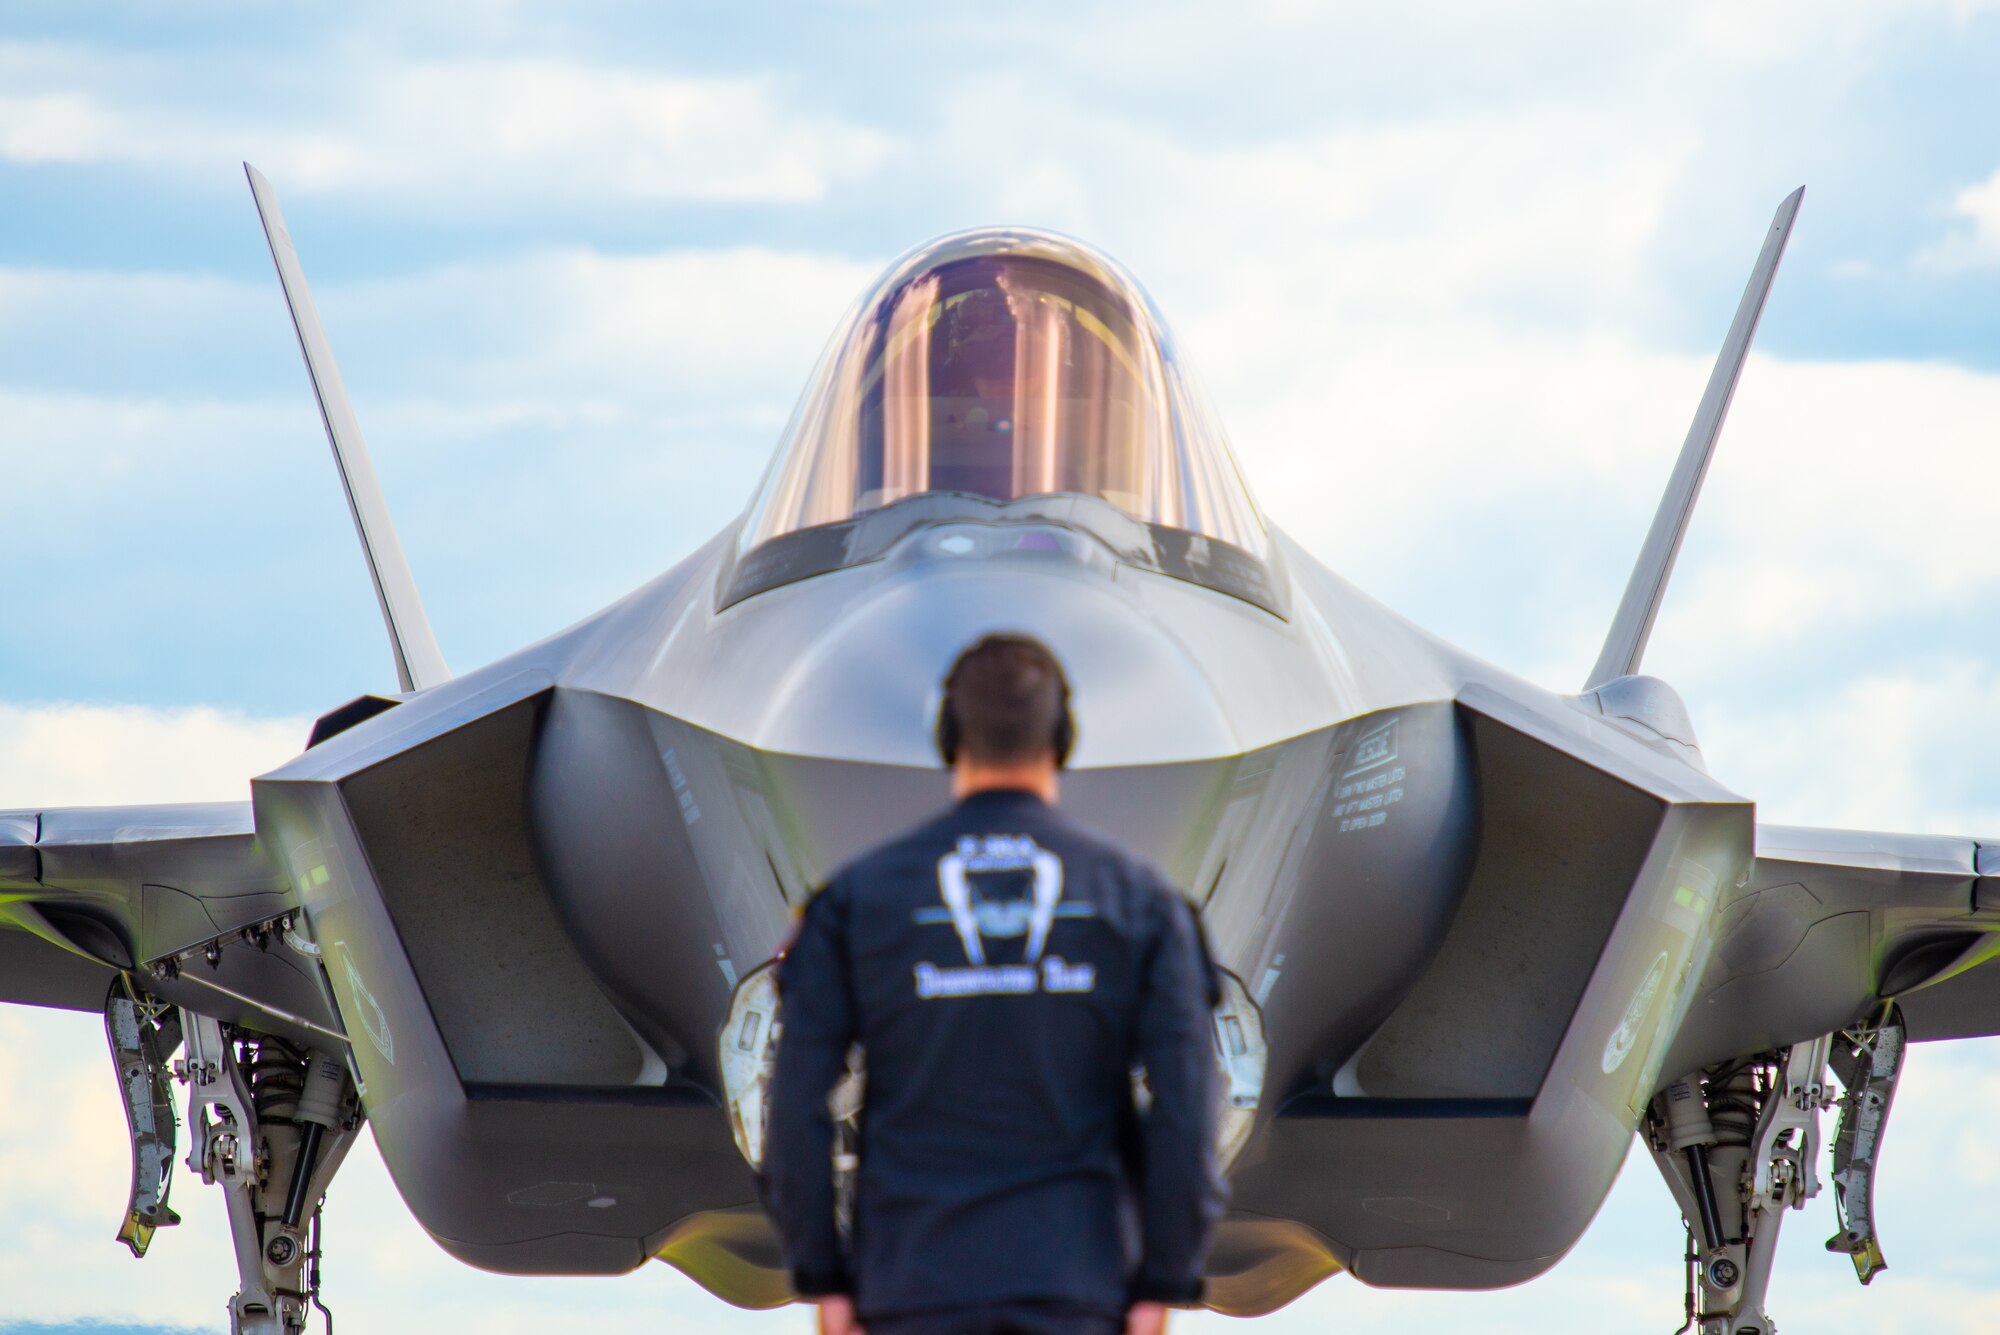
6,0 -> 2000,1330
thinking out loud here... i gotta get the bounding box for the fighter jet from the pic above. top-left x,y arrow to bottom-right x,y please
1,170 -> 1985,1335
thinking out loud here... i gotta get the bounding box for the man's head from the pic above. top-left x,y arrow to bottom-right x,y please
935,635 -> 1075,793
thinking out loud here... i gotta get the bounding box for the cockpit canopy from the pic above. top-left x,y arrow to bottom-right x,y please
732,229 -> 1271,608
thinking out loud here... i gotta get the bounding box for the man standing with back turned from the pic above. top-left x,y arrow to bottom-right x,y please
764,634 -> 1226,1335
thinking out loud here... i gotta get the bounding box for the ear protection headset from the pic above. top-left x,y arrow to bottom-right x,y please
934,634 -> 1076,768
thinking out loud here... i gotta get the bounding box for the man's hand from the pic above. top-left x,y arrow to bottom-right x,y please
818,1295 -> 865,1335
1125,1301 -> 1169,1335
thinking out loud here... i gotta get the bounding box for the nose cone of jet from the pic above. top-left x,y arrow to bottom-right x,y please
748,527 -> 1248,768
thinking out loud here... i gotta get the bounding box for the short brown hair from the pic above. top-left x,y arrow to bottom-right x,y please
937,634 -> 1074,767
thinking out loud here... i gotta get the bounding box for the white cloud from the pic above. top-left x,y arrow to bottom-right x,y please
0,704 -> 306,807
925,81 -> 1694,331
0,244 -> 879,697
1698,658 -> 2000,832
0,92 -> 126,165
324,245 -> 873,406
1219,315 -> 2000,693
1006,0 -> 1907,98
1919,164 -> 2000,272
1656,354 -> 2000,669
0,51 -> 896,208
0,242 -> 872,560
0,390 -> 299,490
0,241 -> 873,411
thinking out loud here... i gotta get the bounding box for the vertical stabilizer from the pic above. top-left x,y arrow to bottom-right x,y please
1584,187 -> 1804,692
246,163 -> 450,694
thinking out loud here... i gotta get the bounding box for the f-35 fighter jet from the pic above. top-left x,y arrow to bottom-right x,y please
3,172 -> 1986,1335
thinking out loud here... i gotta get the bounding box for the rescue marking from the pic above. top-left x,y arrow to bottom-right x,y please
1340,717 -> 1401,778
1334,717 -> 1406,833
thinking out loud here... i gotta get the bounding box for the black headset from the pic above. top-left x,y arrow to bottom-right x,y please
934,634 -> 1076,769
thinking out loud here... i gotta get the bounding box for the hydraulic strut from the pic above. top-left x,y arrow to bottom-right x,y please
282,1051 -> 347,1229
1684,1144 -> 1725,1253
1660,1075 -> 1725,1248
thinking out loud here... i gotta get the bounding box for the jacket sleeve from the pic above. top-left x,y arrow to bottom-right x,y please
1128,883 -> 1228,1304
760,878 -> 859,1298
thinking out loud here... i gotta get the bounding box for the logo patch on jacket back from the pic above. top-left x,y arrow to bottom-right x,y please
912,834 -> 1096,998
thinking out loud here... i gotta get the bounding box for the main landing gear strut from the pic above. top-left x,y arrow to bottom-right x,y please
105,981 -> 362,1335
1645,1009 -> 1904,1335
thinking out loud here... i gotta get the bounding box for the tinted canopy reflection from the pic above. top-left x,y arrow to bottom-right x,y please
742,231 -> 1263,559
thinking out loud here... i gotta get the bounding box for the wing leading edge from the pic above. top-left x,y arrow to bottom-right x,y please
0,804 -> 334,1041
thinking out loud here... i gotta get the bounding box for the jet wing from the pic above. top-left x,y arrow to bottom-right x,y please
0,804 -> 333,1038
1664,822 -> 2000,1074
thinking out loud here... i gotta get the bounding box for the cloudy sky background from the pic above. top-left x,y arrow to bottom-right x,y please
6,0 -> 2000,1330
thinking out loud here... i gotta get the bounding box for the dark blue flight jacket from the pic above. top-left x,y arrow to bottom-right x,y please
762,788 -> 1227,1319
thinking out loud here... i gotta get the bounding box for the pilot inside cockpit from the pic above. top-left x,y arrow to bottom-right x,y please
925,284 -> 1022,499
